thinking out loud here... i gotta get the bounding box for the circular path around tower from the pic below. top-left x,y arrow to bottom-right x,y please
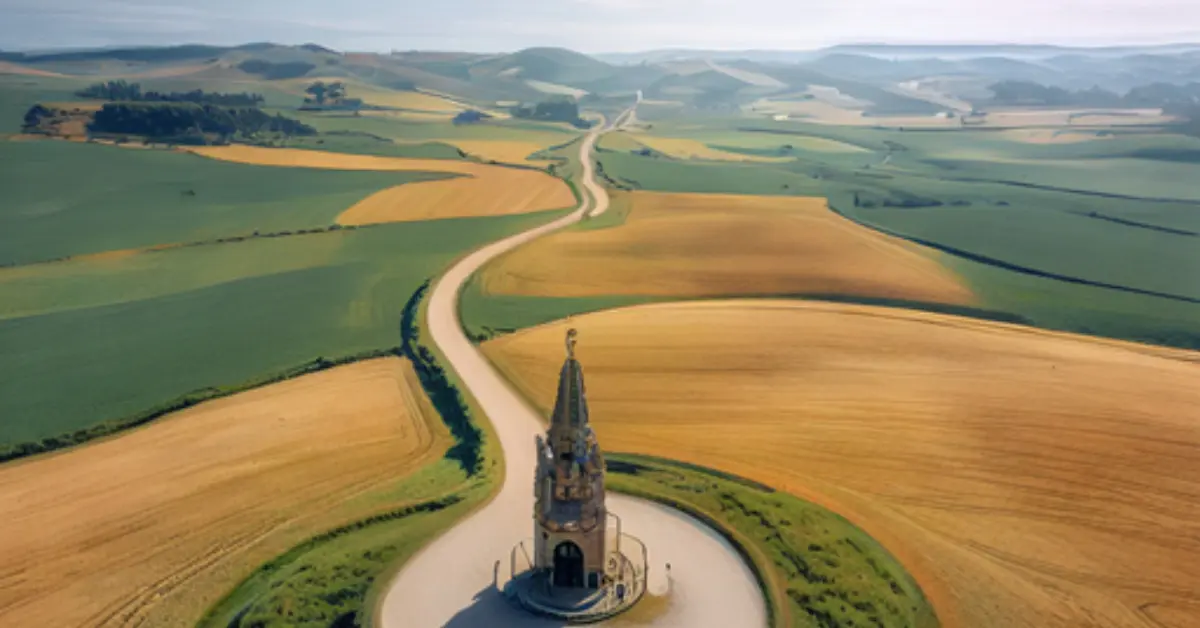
377,115 -> 768,628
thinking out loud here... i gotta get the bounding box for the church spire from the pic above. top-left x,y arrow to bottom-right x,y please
550,328 -> 589,430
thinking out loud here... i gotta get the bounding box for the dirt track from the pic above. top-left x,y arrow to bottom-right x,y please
377,114 -> 767,627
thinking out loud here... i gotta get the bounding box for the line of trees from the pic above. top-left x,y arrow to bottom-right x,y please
399,281 -> 483,476
86,102 -> 316,144
988,80 -> 1200,109
75,80 -> 265,107
300,80 -> 363,110
511,98 -> 591,128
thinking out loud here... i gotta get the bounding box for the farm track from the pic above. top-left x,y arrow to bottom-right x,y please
378,108 -> 768,627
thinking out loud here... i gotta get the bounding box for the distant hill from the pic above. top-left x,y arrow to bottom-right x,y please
597,43 -> 1200,65
6,41 -> 1199,115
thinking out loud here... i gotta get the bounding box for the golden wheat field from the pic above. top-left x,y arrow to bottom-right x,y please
279,77 -> 464,112
482,300 -> 1200,628
479,191 -> 973,305
623,134 -> 791,162
0,358 -> 451,628
0,61 -> 65,77
447,139 -> 556,164
186,145 -> 575,223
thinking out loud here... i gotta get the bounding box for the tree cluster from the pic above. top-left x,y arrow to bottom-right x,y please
988,80 -> 1200,108
87,102 -> 316,143
511,98 -> 591,128
300,81 -> 362,110
75,80 -> 264,107
452,109 -> 492,125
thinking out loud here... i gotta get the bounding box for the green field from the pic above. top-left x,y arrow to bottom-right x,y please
577,118 -> 1200,349
606,453 -> 938,628
0,209 -> 564,448
0,75 -> 94,134
199,460 -> 486,628
0,140 -> 453,265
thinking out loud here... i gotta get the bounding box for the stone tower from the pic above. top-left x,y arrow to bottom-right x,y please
533,328 -> 608,590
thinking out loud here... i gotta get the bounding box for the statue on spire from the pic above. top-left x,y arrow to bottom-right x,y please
566,328 -> 577,359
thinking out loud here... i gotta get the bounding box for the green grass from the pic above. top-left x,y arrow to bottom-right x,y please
578,120 -> 1200,349
596,149 -> 824,196
290,111 -> 576,143
607,453 -> 938,628
0,140 -> 454,265
280,133 -> 467,160
199,277 -> 505,628
947,255 -> 1200,349
0,210 -> 566,448
460,278 -> 653,342
0,74 -> 94,134
198,461 -> 486,628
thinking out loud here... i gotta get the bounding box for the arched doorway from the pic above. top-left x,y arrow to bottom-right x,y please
553,541 -> 585,588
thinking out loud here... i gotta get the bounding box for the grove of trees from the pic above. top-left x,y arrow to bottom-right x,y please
989,80 -> 1200,109
86,102 -> 316,143
75,80 -> 265,107
511,98 -> 590,128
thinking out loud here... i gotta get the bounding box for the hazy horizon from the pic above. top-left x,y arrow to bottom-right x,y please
2,0 -> 1198,54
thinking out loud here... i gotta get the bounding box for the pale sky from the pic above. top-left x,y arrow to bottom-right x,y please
1,0 -> 1198,53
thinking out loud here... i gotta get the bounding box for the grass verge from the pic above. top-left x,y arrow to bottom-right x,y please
198,280 -> 503,628
606,453 -> 939,628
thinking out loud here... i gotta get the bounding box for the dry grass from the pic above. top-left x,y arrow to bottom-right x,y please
0,357 -> 452,628
997,128 -> 1114,144
361,110 -> 457,122
0,61 -> 65,77
447,140 -> 555,164
480,191 -> 973,305
482,300 -> 1200,628
747,99 -> 1174,129
185,145 -> 575,224
280,77 -> 464,112
628,134 -> 791,163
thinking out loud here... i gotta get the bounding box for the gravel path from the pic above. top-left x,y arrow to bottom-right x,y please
377,117 -> 767,628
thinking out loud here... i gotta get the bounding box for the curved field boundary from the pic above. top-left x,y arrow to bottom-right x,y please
0,356 -> 455,628
828,201 -> 1200,305
377,109 -> 770,628
185,145 -> 577,224
482,298 -> 1200,627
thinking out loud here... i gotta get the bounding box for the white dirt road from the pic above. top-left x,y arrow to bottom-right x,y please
377,117 -> 767,627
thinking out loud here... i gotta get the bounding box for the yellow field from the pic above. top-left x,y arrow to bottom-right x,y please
626,134 -> 792,163
482,300 -> 1200,628
447,140 -> 555,164
362,109 -> 457,122
998,128 -> 1114,144
0,357 -> 453,628
280,77 -> 464,112
748,98 -> 1176,129
186,145 -> 575,223
598,130 -> 646,152
480,191 -> 973,305
0,61 -> 65,77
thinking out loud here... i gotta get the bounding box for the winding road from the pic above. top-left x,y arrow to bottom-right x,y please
378,112 -> 767,627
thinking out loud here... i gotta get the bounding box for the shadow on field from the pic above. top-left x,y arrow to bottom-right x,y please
443,585 -> 565,628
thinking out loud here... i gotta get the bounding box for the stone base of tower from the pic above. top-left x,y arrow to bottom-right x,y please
500,533 -> 648,624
